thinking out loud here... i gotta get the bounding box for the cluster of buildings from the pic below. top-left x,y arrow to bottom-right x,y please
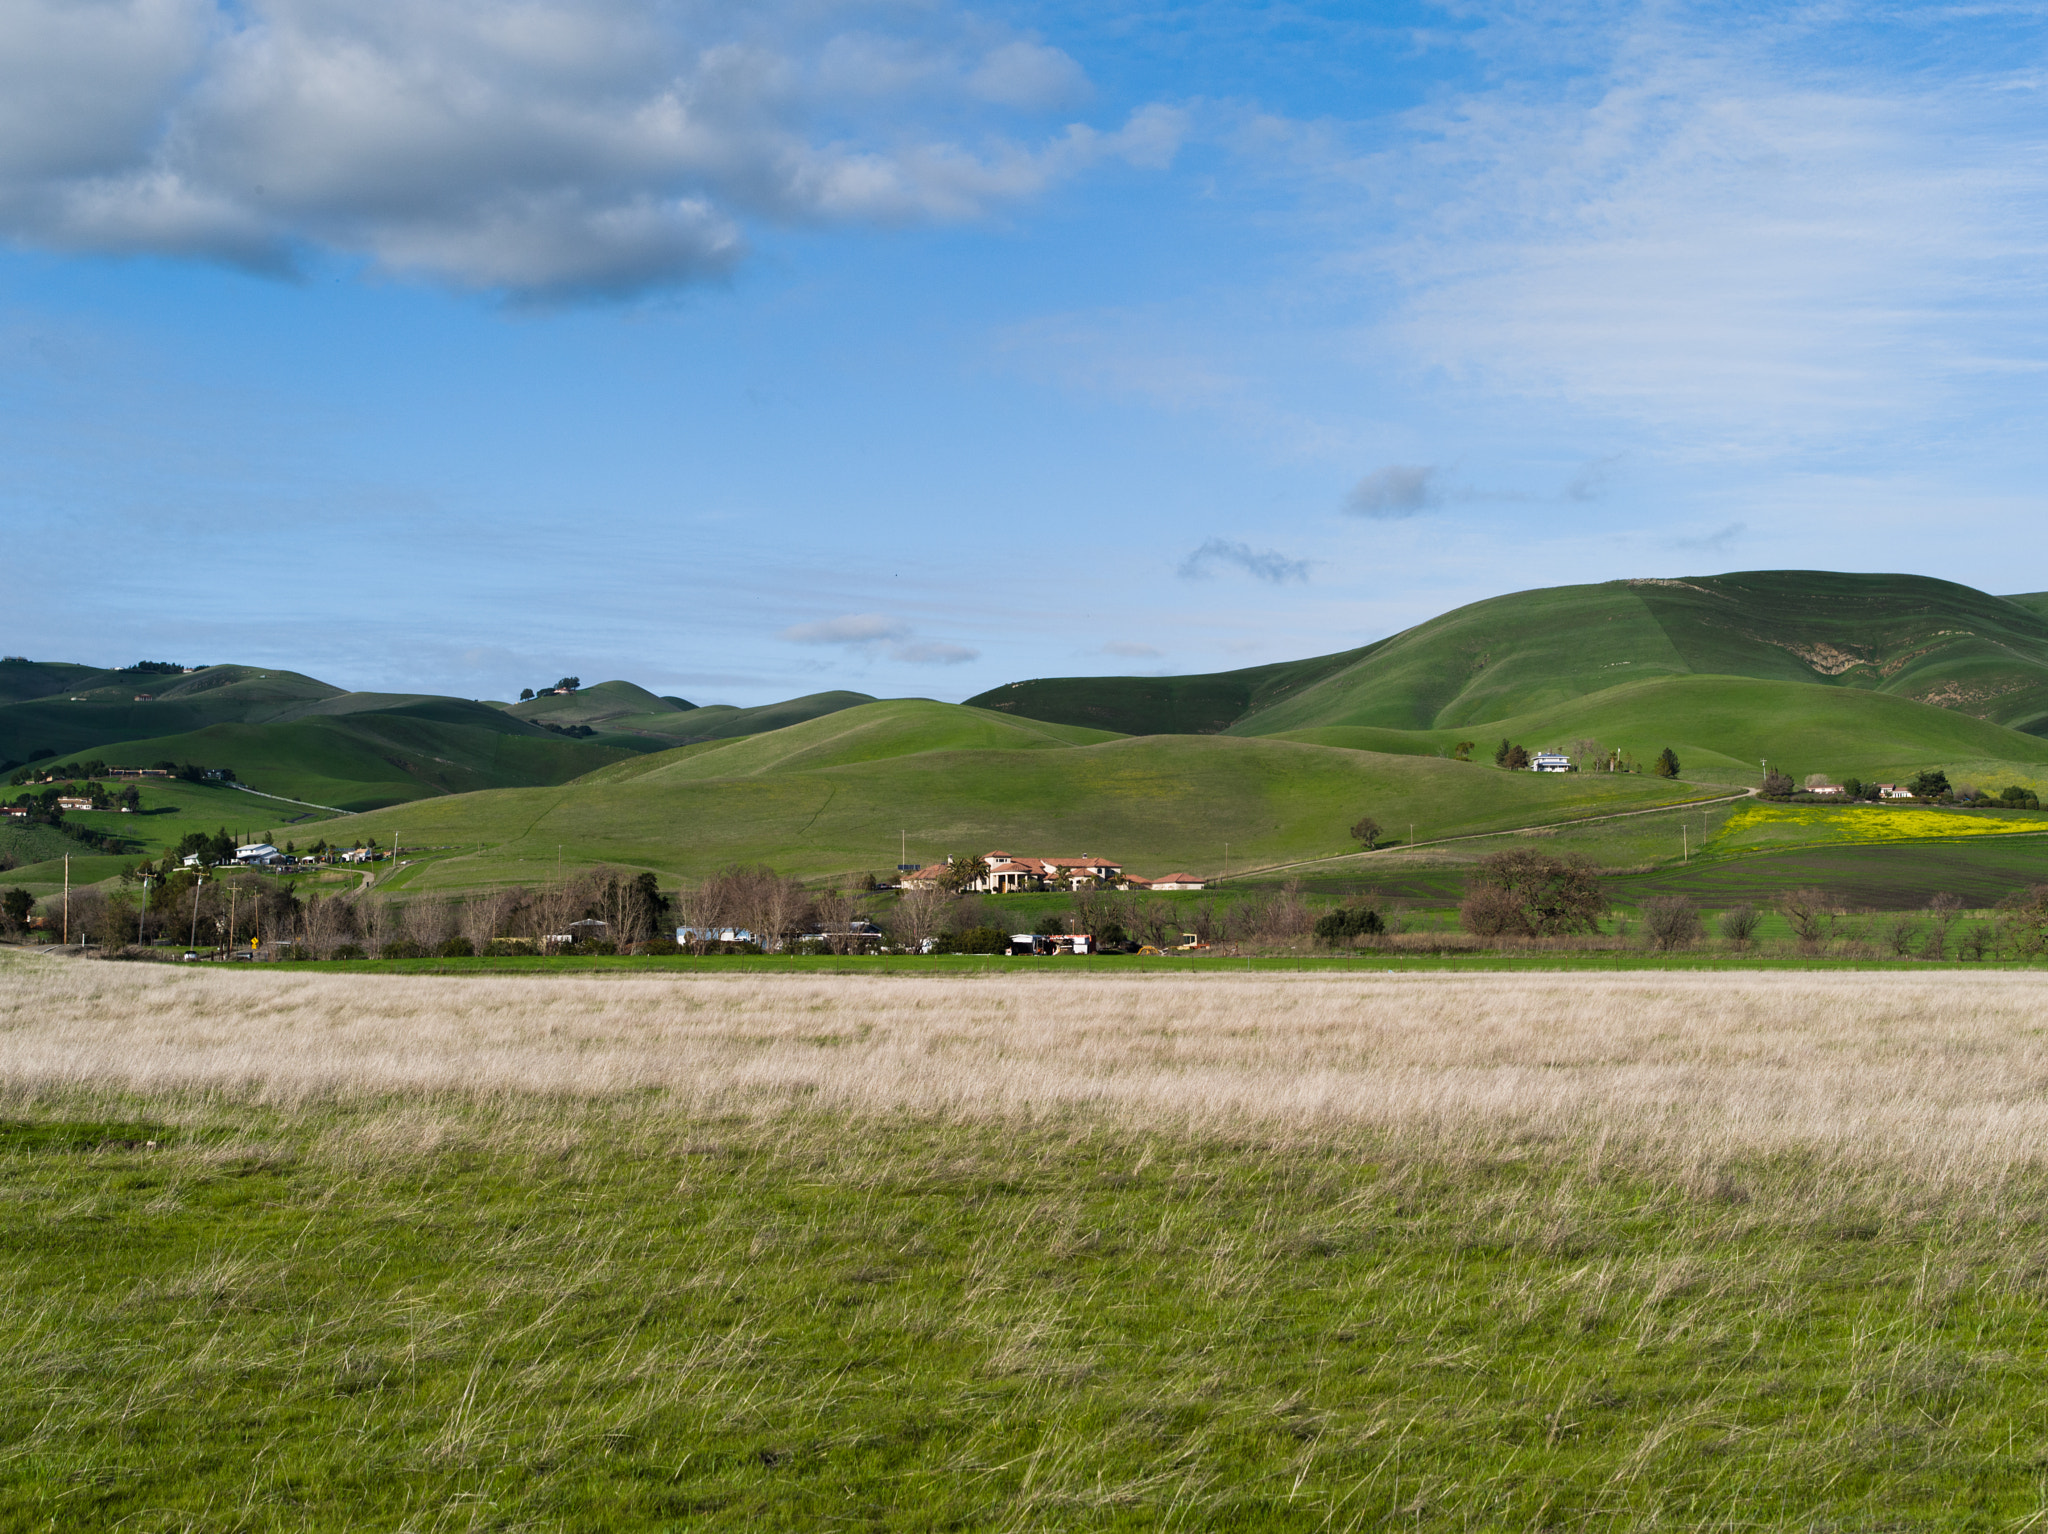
899,852 -> 1206,893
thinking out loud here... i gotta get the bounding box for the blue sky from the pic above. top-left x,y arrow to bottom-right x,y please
4,0 -> 2046,704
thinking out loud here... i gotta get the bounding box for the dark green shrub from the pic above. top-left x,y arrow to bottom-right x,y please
1313,905 -> 1386,945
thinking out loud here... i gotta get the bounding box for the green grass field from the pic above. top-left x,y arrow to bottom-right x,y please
5,1091 -> 2047,1528
1273,673 -> 2048,790
0,780 -> 343,897
306,701 -> 1721,890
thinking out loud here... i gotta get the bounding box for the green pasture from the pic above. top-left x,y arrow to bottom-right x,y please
89,714 -> 633,812
1273,673 -> 2048,789
7,1095 -> 2048,1528
304,703 -> 1721,889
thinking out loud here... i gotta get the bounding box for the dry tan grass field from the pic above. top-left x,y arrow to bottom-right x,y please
5,954 -> 2046,1185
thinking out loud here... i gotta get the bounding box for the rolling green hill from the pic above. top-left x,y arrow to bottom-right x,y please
969,572 -> 2048,739
1274,675 -> 2048,791
0,656 -> 880,813
2004,591 -> 2048,624
964,650 -> 1373,737
579,700 -> 1122,787
508,681 -> 877,748
312,711 -> 1720,890
79,712 -> 635,812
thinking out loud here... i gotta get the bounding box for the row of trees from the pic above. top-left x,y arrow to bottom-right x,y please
517,677 -> 581,701
1761,767 -> 2039,807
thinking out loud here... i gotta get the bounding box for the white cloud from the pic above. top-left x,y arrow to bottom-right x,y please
780,612 -> 977,665
0,0 -> 1179,300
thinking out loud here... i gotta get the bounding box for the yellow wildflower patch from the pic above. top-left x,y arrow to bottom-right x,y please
1711,802 -> 2048,851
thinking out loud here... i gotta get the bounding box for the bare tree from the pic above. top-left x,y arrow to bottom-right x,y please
1718,904 -> 1762,950
1922,892 -> 1963,960
886,884 -> 949,953
1642,895 -> 1703,951
1778,888 -> 1836,953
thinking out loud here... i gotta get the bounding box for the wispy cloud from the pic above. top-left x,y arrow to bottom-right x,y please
1367,10 -> 2048,458
1344,464 -> 1442,519
1671,520 -> 1746,554
1177,538 -> 1310,584
779,612 -> 977,665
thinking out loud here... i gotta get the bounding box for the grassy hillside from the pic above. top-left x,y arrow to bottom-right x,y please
578,700 -> 1122,787
510,684 -> 877,748
0,664 -> 348,766
965,648 -> 1373,736
1274,674 -> 2048,790
2003,591 -> 2048,622
508,680 -> 688,728
969,572 -> 2048,739
88,714 -> 633,813
312,727 -> 1718,890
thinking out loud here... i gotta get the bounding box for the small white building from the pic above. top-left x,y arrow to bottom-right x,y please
1149,873 -> 1207,891
1531,752 -> 1573,773
1874,784 -> 1914,800
235,843 -> 282,865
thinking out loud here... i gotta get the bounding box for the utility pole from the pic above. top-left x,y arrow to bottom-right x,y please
138,875 -> 150,946
62,854 -> 69,944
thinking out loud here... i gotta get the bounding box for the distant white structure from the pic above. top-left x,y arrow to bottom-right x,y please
1531,752 -> 1574,773
235,843 -> 282,864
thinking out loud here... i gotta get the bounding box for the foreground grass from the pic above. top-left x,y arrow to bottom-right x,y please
5,1105 -> 2048,1530
7,963 -> 2048,1529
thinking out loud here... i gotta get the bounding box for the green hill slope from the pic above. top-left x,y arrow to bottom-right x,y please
968,572 -> 2048,739
578,700 -> 1122,787
508,683 -> 875,747
966,649 -> 1373,736
1275,675 -> 2048,790
0,664 -> 351,766
87,712 -> 634,812
2004,592 -> 2048,625
317,723 -> 1717,889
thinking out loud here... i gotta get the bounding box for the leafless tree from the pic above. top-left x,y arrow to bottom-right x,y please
1642,895 -> 1703,951
1778,888 -> 1836,953
885,885 -> 948,953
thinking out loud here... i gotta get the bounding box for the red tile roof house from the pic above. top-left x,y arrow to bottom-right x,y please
901,852 -> 1125,893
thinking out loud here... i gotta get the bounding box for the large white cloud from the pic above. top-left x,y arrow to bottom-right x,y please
0,0 -> 1181,299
